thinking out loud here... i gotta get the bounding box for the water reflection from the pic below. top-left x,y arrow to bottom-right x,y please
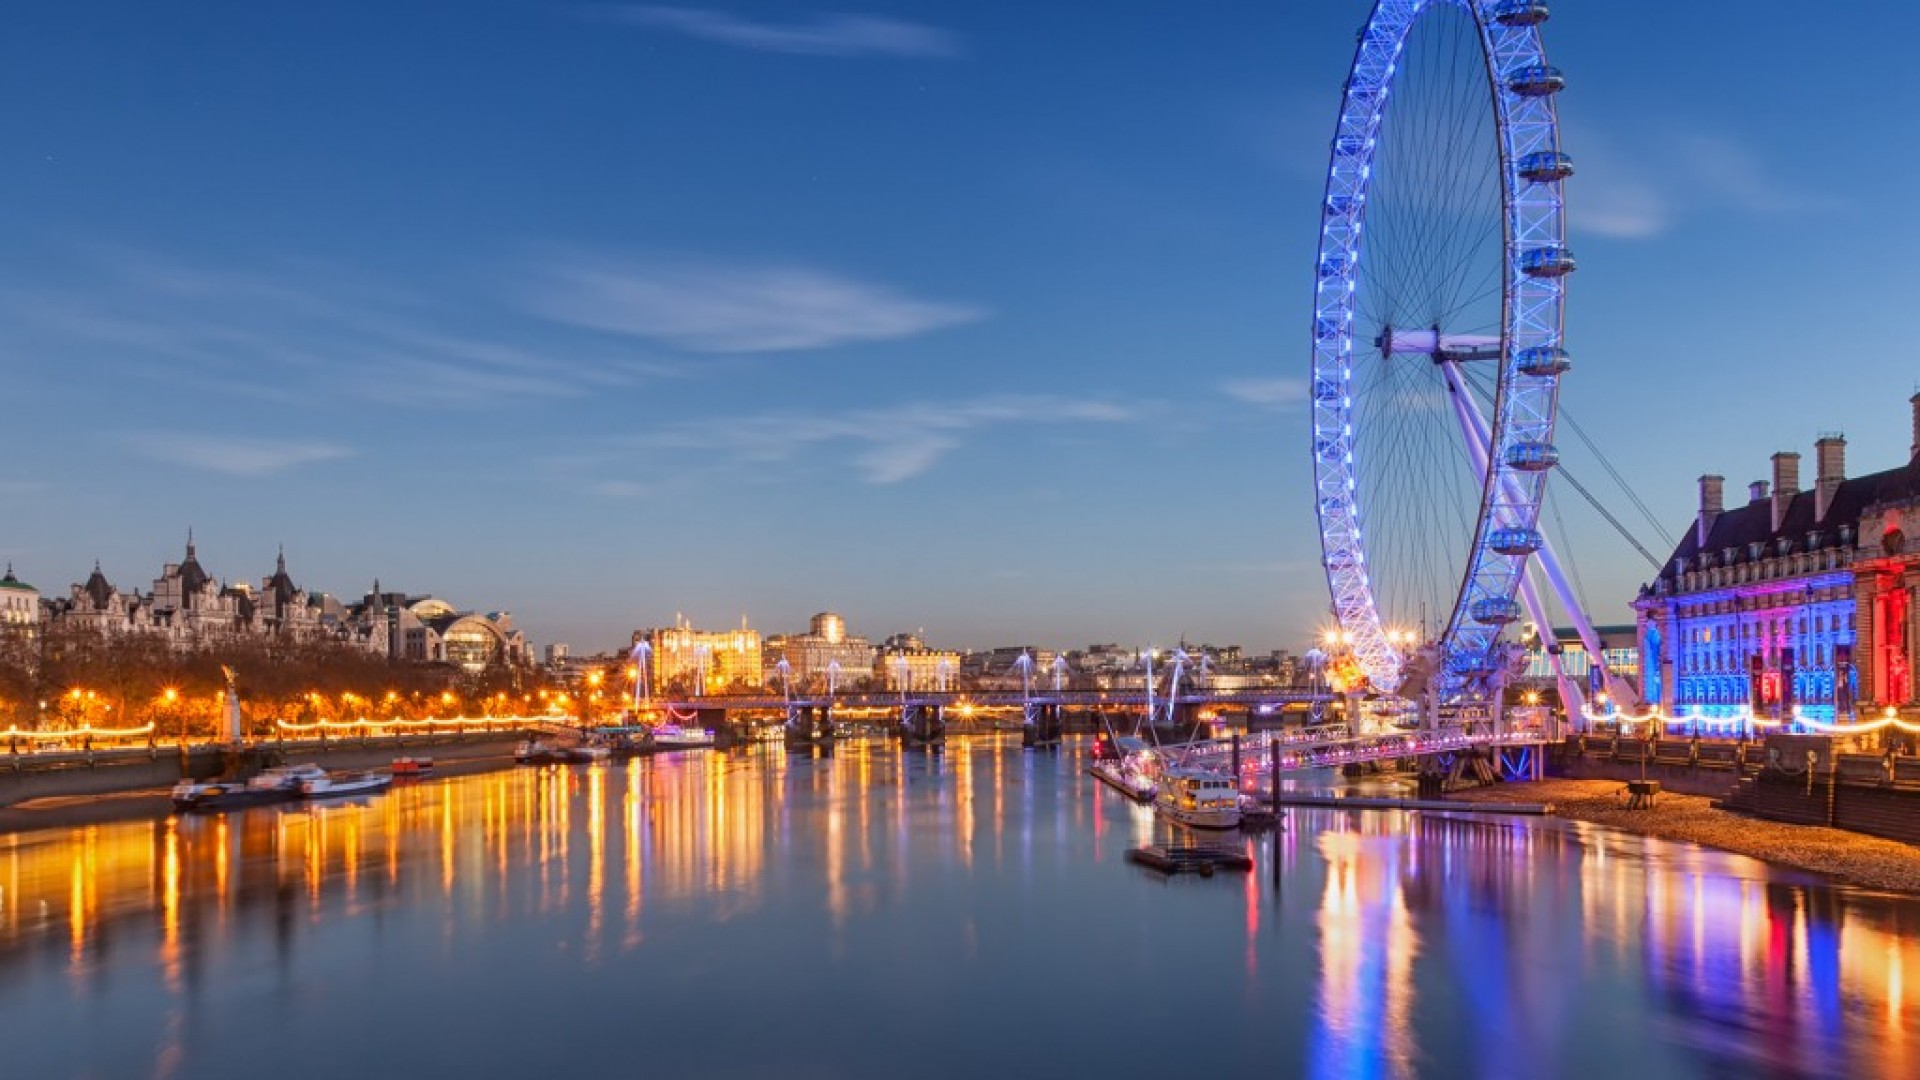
0,737 -> 1915,1079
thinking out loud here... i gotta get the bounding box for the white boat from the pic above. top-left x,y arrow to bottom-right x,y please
175,763 -> 327,812
565,742 -> 613,762
1153,768 -> 1243,830
650,724 -> 714,750
248,764 -> 329,793
300,770 -> 394,798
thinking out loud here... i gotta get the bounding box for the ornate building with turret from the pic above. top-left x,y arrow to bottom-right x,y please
21,537 -> 529,674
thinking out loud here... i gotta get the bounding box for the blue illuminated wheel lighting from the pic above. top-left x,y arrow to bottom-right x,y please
1308,0 -> 1570,702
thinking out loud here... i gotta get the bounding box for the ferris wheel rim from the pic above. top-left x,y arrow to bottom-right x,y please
1308,0 -> 1569,701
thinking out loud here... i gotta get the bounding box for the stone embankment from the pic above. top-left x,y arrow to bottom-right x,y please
1448,778 -> 1920,895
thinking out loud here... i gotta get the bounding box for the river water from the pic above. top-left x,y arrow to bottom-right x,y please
1,736 -> 1915,1079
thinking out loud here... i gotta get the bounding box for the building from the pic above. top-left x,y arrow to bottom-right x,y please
765,612 -> 875,691
0,565 -> 38,639
635,617 -> 764,693
349,588 -> 530,673
875,633 -> 961,693
35,540 -> 530,673
1520,625 -> 1640,694
1633,397 -> 1920,725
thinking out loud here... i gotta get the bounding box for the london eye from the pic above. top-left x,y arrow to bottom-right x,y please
1309,0 -> 1572,710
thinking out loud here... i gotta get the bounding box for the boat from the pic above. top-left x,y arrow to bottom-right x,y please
565,741 -> 613,762
391,756 -> 434,777
171,763 -> 326,813
649,723 -> 715,750
515,739 -> 569,764
300,770 -> 394,798
1088,737 -> 1157,803
1153,768 -> 1243,830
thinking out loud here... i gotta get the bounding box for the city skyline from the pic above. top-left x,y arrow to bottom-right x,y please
5,2 -> 1917,653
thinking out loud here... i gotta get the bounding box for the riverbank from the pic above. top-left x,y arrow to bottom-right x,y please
1447,778 -> 1920,895
0,742 -> 523,834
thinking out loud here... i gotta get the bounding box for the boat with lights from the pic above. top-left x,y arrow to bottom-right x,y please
299,770 -> 394,798
1153,767 -> 1243,830
172,763 -> 328,812
649,723 -> 715,750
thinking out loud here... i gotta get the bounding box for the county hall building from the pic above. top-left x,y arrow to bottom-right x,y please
1633,396 -> 1920,727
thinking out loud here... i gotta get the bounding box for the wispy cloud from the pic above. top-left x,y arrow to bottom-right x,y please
611,396 -> 1130,484
1220,377 -> 1306,409
1565,126 -> 1829,240
124,433 -> 352,476
530,255 -> 986,353
603,6 -> 961,58
0,249 -> 677,409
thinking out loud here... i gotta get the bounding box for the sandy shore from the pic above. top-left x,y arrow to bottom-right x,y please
1448,778 -> 1920,895
0,751 -> 521,834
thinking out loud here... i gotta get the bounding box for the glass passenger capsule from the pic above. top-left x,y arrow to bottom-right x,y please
1504,441 -> 1560,471
1493,1 -> 1551,27
1488,527 -> 1544,556
1470,596 -> 1525,625
1520,247 -> 1576,278
1517,150 -> 1575,183
1507,65 -> 1566,96
1515,346 -> 1572,377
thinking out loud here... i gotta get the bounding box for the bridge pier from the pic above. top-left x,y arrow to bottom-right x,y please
900,702 -> 944,750
1022,703 -> 1062,750
785,704 -> 834,752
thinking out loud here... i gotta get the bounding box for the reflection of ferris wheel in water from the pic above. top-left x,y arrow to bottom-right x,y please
1311,1 -> 1605,712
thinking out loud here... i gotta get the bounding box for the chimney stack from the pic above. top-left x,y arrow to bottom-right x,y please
1814,433 -> 1845,523
1749,480 -> 1769,503
1910,391 -> 1920,460
1697,474 -> 1724,546
1771,451 -> 1800,532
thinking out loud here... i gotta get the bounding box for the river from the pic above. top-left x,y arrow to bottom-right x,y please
1,736 -> 1914,1078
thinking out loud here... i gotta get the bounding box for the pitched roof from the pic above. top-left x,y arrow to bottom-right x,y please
1658,453 -> 1920,580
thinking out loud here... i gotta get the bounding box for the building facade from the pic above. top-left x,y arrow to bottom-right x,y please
34,540 -> 529,672
1634,399 -> 1920,727
765,612 -> 876,690
636,618 -> 764,692
875,633 -> 961,693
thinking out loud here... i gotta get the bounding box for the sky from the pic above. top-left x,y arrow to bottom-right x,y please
3,1 -> 1918,656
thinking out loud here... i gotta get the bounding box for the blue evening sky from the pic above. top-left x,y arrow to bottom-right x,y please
3,1 -> 1915,654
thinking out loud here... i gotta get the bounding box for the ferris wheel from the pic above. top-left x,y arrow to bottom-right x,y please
1309,0 -> 1574,705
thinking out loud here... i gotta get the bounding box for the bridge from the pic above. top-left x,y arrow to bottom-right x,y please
645,688 -> 1336,713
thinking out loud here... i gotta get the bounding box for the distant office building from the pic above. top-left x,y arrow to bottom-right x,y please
636,617 -> 764,692
765,612 -> 875,690
876,633 -> 960,693
347,586 -> 530,673
546,642 -> 570,665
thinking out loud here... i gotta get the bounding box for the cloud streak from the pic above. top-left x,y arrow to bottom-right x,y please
0,249 -> 678,410
614,396 -> 1130,484
1220,377 -> 1306,409
124,433 -> 352,476
1564,126 -> 1830,240
605,6 -> 961,58
530,256 -> 986,353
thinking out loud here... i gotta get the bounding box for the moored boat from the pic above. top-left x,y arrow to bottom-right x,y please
649,723 -> 714,750
1153,768 -> 1243,830
172,763 -> 327,813
515,739 -> 568,764
565,742 -> 613,762
391,756 -> 434,777
300,770 -> 394,798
